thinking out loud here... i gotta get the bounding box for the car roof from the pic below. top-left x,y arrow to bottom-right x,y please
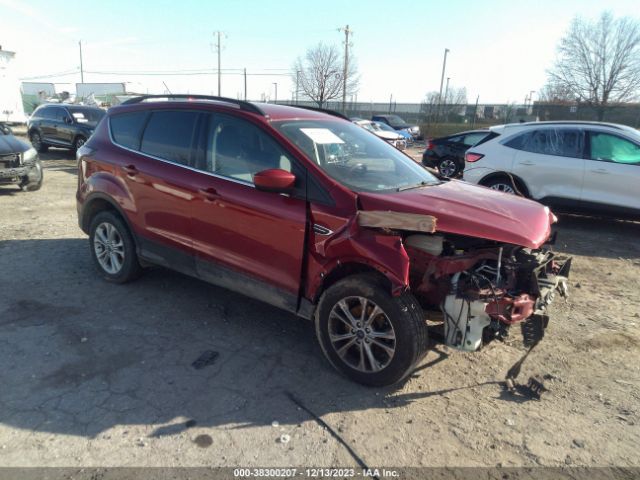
436,129 -> 490,139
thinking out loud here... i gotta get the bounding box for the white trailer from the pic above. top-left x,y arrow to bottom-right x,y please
0,48 -> 27,123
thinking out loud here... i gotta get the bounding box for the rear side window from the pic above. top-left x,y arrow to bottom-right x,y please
506,129 -> 584,158
462,132 -> 490,146
141,111 -> 199,166
110,111 -> 149,150
474,131 -> 499,147
36,107 -> 54,119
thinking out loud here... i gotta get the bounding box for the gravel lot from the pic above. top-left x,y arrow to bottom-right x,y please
0,141 -> 639,469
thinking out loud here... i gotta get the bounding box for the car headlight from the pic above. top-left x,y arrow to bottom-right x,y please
23,147 -> 37,163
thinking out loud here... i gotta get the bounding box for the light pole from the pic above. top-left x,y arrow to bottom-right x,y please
295,70 -> 300,104
436,48 -> 450,124
273,82 -> 278,103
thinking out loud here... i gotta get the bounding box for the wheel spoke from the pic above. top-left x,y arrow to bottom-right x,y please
356,343 -> 365,371
359,297 -> 368,322
370,338 -> 395,356
335,337 -> 357,358
364,305 -> 383,327
329,310 -> 355,330
96,227 -> 108,244
369,330 -> 395,340
329,332 -> 356,343
337,300 -> 357,327
363,342 -> 380,372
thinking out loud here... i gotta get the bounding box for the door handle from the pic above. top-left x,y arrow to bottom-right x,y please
591,168 -> 609,174
121,164 -> 138,176
519,161 -> 535,166
198,187 -> 220,201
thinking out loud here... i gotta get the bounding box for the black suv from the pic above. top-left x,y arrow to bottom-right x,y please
27,104 -> 105,152
422,129 -> 495,178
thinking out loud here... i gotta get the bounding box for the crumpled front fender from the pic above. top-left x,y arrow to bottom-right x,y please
306,216 -> 410,300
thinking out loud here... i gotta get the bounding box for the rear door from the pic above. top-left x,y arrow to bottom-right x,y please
109,109 -> 201,273
38,107 -> 57,143
583,131 -> 640,211
189,112 -> 308,312
511,127 -> 585,203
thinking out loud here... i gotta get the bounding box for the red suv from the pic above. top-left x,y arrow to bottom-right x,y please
76,95 -> 570,386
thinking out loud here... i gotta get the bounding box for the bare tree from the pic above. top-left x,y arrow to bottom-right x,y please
421,87 -> 467,121
548,11 -> 640,120
292,43 -> 359,108
538,81 -> 575,103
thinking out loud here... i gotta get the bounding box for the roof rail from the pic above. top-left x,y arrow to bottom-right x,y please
281,104 -> 350,121
120,94 -> 266,116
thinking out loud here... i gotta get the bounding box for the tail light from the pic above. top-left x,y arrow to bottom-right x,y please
427,140 -> 435,151
465,152 -> 484,163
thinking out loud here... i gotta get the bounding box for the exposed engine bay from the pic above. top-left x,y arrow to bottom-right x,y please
404,233 -> 571,351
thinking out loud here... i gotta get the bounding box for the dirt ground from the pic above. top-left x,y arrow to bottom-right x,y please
0,140 -> 639,470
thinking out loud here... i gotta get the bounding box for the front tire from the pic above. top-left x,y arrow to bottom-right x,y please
315,274 -> 428,387
30,131 -> 48,153
89,211 -> 142,283
19,159 -> 43,191
481,175 -> 526,196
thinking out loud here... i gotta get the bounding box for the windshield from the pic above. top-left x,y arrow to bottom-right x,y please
386,115 -> 408,127
67,107 -> 105,125
273,120 -> 439,193
375,121 -> 398,133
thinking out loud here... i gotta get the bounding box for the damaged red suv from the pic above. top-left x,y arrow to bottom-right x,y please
76,95 -> 570,386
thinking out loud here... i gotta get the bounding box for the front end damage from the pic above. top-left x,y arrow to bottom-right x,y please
405,237 -> 571,350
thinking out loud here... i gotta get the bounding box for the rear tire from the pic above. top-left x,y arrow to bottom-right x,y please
73,136 -> 87,152
315,274 -> 428,387
89,211 -> 142,283
437,157 -> 460,178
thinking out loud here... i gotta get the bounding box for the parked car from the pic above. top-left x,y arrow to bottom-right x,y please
422,129 -> 494,178
77,95 -> 570,386
372,114 -> 421,140
354,119 -> 406,150
463,121 -> 640,218
0,122 -> 43,191
374,121 -> 413,145
27,104 -> 105,153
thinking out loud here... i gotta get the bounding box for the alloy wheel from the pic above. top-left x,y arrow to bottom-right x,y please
438,159 -> 458,177
93,222 -> 125,274
328,296 -> 396,373
489,183 -> 515,194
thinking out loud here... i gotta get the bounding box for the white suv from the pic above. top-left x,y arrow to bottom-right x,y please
463,121 -> 640,217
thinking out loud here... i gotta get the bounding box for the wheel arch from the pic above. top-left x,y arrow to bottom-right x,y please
314,262 -> 393,303
479,171 -> 531,197
80,192 -> 135,239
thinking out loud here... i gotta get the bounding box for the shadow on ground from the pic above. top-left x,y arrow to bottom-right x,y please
0,238 -> 529,440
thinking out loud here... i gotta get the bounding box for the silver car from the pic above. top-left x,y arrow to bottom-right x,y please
463,121 -> 640,217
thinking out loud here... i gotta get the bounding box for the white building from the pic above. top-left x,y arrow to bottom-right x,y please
0,47 -> 27,123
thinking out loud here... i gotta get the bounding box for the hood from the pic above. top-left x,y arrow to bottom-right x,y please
357,180 -> 553,249
375,130 -> 402,141
0,134 -> 30,156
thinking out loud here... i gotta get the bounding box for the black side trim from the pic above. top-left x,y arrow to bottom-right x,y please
280,104 -> 350,121
538,196 -> 640,220
197,258 -> 298,314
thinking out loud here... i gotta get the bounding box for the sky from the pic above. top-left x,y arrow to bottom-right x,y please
1,0 -> 639,104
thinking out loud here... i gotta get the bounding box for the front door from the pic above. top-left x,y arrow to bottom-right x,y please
189,113 -> 308,312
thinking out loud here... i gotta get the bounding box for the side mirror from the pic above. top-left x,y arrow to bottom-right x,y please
64,116 -> 73,124
253,168 -> 296,193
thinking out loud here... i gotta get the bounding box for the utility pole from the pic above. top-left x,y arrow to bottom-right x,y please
243,68 -> 247,100
339,25 -> 352,114
78,40 -> 84,83
214,31 -> 223,96
435,48 -> 450,124
273,82 -> 278,103
295,70 -> 300,104
471,94 -> 479,128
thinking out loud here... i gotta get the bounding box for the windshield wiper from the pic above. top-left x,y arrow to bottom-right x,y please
397,181 -> 431,192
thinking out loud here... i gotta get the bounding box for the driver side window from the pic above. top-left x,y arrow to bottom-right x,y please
204,114 -> 293,184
